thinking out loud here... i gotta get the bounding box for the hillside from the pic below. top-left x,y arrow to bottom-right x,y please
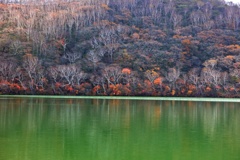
0,0 -> 240,97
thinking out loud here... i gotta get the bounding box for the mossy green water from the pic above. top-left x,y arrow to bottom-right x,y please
0,98 -> 239,160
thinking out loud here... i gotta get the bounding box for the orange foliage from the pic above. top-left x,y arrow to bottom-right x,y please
132,33 -> 140,39
187,90 -> 193,95
225,55 -> 235,60
181,39 -> 191,46
188,84 -> 196,91
122,68 -> 131,74
181,88 -> 186,94
173,34 -> 181,39
115,84 -> 122,95
108,84 -> 120,95
171,89 -> 176,96
164,85 -> 171,92
144,80 -> 152,88
92,85 -> 101,95
187,85 -> 196,95
181,39 -> 192,54
226,45 -> 240,50
101,4 -> 111,10
153,77 -> 162,85
229,87 -> 235,92
108,84 -> 131,96
205,86 -> 212,92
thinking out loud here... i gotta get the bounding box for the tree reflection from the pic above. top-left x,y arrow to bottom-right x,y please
0,98 -> 239,160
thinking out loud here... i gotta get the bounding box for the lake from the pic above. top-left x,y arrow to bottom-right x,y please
0,97 -> 239,160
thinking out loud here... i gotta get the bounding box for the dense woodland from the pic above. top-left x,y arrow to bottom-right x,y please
0,0 -> 240,97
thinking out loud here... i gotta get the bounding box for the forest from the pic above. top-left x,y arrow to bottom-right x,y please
0,0 -> 240,97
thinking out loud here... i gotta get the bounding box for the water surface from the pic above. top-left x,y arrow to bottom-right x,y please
0,98 -> 239,160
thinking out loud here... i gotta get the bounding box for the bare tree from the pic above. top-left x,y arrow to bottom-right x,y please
201,68 -> 221,86
22,54 -> 40,82
188,68 -> 200,86
208,69 -> 221,86
48,67 -> 59,83
99,26 -> 119,62
86,50 -> 103,71
171,12 -> 182,30
31,31 -> 47,55
75,72 -> 87,85
190,11 -> 202,26
203,20 -> 215,30
63,52 -> 82,64
225,6 -> 235,29
57,64 -> 77,85
165,68 -> 180,88
103,66 -> 122,85
10,40 -> 23,55
14,68 -> 27,90
221,71 -> 229,86
230,69 -> 240,81
0,61 -> 16,81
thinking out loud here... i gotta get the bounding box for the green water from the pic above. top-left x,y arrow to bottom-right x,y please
0,98 -> 239,160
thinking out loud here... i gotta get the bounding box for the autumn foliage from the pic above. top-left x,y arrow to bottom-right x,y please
0,0 -> 240,97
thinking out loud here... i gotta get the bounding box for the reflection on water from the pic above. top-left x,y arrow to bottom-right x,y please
0,98 -> 239,160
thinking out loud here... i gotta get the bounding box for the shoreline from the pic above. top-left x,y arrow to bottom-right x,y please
0,95 -> 240,102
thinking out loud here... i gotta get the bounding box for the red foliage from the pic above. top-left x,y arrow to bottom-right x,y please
55,82 -> 61,88
0,80 -> 10,86
65,85 -> 73,92
92,85 -> 101,95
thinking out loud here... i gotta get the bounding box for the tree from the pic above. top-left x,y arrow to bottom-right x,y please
10,40 -> 23,55
201,67 -> 221,86
98,25 -> 119,62
103,66 -> 122,85
121,68 -> 132,84
86,50 -> 103,72
22,54 -> 40,83
171,12 -> 182,29
190,11 -> 202,26
56,64 -> 77,85
203,59 -> 217,69
145,70 -> 159,87
165,68 -> 180,89
188,68 -> 200,86
63,52 -> 82,64
0,61 -> 16,81
91,75 -> 107,95
75,72 -> 87,86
